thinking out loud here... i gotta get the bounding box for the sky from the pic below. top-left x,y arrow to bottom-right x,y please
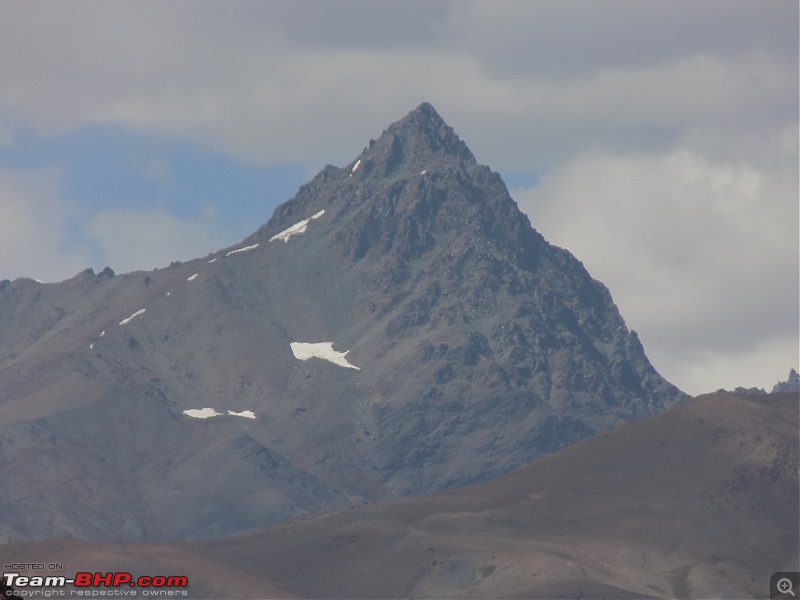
0,1 -> 797,395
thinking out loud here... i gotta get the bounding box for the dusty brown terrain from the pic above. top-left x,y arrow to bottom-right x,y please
2,391 -> 796,599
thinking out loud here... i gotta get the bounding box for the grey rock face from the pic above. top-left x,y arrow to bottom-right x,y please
772,368 -> 800,393
0,103 -> 686,541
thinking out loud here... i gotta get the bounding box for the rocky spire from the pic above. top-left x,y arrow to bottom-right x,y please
356,102 -> 476,177
772,368 -> 800,393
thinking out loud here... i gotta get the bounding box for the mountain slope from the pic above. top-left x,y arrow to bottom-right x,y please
194,392 -> 798,599
0,103 -> 685,541
2,392 -> 795,599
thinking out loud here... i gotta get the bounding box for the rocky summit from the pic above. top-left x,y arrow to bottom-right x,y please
0,103 -> 686,542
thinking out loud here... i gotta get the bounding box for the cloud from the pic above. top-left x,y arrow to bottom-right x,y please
513,146 -> 798,394
0,168 -> 92,282
0,2 -> 794,173
441,0 -> 797,78
87,206 -> 234,274
0,167 -> 233,283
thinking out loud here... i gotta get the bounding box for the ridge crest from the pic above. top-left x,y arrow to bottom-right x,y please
361,102 -> 475,173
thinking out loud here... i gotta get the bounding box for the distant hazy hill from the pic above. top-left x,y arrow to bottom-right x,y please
2,391 -> 795,599
717,368 -> 800,396
0,103 -> 685,542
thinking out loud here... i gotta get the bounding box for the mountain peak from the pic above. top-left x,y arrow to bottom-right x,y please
397,101 -> 450,134
0,103 -> 686,542
361,102 -> 475,175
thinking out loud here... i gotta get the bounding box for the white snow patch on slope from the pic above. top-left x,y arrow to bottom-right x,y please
183,408 -> 223,419
182,408 -> 256,419
119,308 -> 145,326
290,341 -> 360,370
351,159 -> 361,173
269,210 -> 325,243
209,257 -> 218,263
187,273 -> 199,281
226,243 -> 259,257
228,410 -> 256,419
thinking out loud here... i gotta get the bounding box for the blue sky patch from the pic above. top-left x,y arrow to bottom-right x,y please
0,123 -> 306,237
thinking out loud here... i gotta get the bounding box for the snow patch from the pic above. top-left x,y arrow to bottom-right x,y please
182,408 -> 256,420
187,273 -> 199,281
269,210 -> 325,243
183,408 -> 223,419
351,159 -> 361,173
290,341 -> 360,370
226,243 -> 259,257
89,343 -> 94,349
228,410 -> 256,419
420,170 -> 427,175
119,308 -> 145,326
209,257 -> 218,263
100,331 -> 105,337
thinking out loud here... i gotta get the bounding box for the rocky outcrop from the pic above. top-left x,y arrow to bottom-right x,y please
772,368 -> 800,393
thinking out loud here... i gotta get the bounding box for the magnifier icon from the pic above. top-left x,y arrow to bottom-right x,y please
778,578 -> 796,597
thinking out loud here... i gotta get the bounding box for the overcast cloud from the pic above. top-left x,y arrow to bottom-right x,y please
0,0 -> 796,394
